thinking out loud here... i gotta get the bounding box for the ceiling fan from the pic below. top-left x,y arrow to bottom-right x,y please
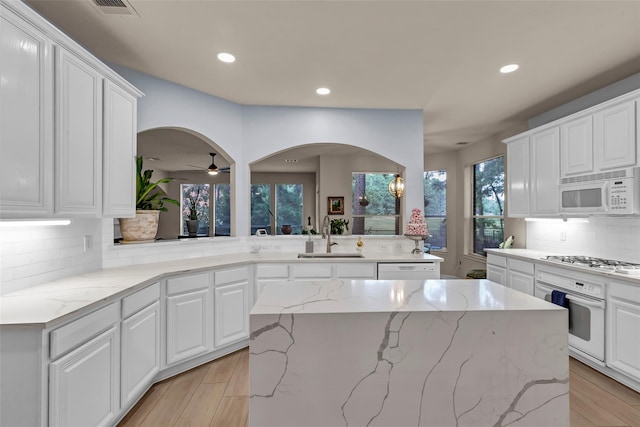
187,153 -> 230,175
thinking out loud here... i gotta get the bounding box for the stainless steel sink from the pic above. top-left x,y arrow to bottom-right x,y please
297,253 -> 364,258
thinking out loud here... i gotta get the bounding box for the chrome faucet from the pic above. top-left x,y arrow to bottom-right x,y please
322,215 -> 338,253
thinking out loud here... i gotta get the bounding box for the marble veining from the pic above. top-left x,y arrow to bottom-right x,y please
250,280 -> 569,427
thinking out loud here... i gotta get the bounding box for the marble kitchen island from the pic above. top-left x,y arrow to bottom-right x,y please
249,279 -> 569,426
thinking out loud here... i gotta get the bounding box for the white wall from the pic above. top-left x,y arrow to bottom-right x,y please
526,217 -> 640,264
0,219 -> 102,295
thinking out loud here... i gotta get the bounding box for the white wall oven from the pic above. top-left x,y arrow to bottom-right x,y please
535,264 -> 605,363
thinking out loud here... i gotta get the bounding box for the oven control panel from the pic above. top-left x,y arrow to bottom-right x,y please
536,268 -> 604,299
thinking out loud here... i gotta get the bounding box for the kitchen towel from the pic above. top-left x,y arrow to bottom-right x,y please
551,290 -> 569,308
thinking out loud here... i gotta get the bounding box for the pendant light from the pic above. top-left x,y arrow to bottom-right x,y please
388,174 -> 405,198
207,153 -> 219,175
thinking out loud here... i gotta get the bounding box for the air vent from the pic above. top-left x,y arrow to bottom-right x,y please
560,169 -> 629,185
91,0 -> 139,16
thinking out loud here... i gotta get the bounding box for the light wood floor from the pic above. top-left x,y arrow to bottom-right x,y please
118,349 -> 640,427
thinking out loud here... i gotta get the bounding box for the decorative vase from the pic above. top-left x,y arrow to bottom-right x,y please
119,210 -> 160,244
187,219 -> 200,237
281,224 -> 292,235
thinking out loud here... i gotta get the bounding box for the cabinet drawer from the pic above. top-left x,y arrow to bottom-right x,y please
508,259 -> 534,275
166,272 -> 210,295
122,282 -> 160,318
292,263 -> 332,278
256,264 -> 289,279
609,280 -> 640,304
487,255 -> 507,268
335,263 -> 376,279
50,302 -> 119,359
215,266 -> 250,286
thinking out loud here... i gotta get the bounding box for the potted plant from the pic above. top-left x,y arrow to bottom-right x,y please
119,156 -> 179,243
330,218 -> 349,235
182,184 -> 208,236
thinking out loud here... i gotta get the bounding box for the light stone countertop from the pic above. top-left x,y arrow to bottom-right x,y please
0,252 -> 441,327
251,278 -> 562,315
486,248 -> 640,284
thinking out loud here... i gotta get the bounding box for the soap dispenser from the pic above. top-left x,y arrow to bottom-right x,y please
305,216 -> 314,253
356,237 -> 364,252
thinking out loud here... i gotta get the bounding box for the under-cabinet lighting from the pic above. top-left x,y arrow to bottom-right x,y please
0,219 -> 71,227
524,217 -> 589,223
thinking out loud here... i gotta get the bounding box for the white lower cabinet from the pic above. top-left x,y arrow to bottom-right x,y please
255,264 -> 290,303
607,280 -> 640,382
120,301 -> 160,407
165,272 -> 213,366
486,254 -> 507,286
49,325 -> 120,427
214,266 -> 250,347
214,282 -> 249,347
506,259 -> 535,295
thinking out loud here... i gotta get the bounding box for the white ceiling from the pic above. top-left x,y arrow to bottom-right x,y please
26,0 -> 640,156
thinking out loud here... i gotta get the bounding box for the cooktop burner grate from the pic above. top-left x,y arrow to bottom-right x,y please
544,255 -> 640,270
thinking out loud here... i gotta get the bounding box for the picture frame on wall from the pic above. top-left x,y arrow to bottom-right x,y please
328,196 -> 344,215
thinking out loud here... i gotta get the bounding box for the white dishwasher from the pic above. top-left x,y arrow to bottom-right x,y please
377,262 -> 439,280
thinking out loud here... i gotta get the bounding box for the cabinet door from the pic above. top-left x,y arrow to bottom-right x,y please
55,46 -> 102,215
49,325 -> 119,427
487,265 -> 506,286
530,127 -> 560,215
560,115 -> 593,177
121,301 -> 160,407
103,80 -> 137,217
506,135 -> 530,217
508,271 -> 534,295
335,263 -> 377,279
214,282 -> 249,348
0,7 -> 53,217
607,297 -> 640,381
594,100 -> 636,171
166,288 -> 212,365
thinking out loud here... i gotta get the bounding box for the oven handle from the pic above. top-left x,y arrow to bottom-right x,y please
535,281 -> 605,309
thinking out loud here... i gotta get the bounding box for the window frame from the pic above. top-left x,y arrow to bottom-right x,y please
351,172 -> 401,236
423,170 -> 447,252
465,155 -> 505,259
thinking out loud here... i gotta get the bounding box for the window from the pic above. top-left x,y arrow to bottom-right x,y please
250,183 -> 304,235
275,184 -> 303,234
214,184 -> 231,236
180,184 -> 210,236
472,156 -> 504,255
351,173 -> 399,235
251,184 -> 271,235
424,170 -> 446,250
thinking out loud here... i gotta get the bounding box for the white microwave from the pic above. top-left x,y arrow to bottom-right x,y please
559,167 -> 640,215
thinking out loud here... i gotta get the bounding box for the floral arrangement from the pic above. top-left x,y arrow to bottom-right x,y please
182,184 -> 209,221
330,218 -> 349,235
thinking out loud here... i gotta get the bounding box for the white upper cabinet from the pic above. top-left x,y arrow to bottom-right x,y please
505,135 -> 530,217
55,47 -> 102,216
560,115 -> 593,177
530,127 -> 559,215
594,100 -> 636,171
0,5 -> 53,218
0,0 -> 142,219
103,80 -> 138,217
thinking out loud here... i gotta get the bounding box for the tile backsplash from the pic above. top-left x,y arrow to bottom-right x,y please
0,218 -> 103,295
526,216 -> 640,263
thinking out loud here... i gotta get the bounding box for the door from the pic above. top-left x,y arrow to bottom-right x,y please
560,115 -> 594,177
594,100 -> 636,171
530,127 -> 559,215
55,46 -> 102,215
121,301 -> 160,406
214,282 -> 249,348
487,265 -> 506,286
103,79 -> 137,217
508,271 -> 534,295
49,326 -> 119,427
0,7 -> 53,217
607,296 -> 640,381
506,135 -> 530,217
166,288 -> 212,365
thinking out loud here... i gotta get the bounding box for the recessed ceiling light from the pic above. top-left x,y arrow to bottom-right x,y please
217,52 -> 236,63
500,64 -> 519,74
316,87 -> 330,95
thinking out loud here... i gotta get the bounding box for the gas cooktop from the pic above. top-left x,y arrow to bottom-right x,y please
543,255 -> 640,272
